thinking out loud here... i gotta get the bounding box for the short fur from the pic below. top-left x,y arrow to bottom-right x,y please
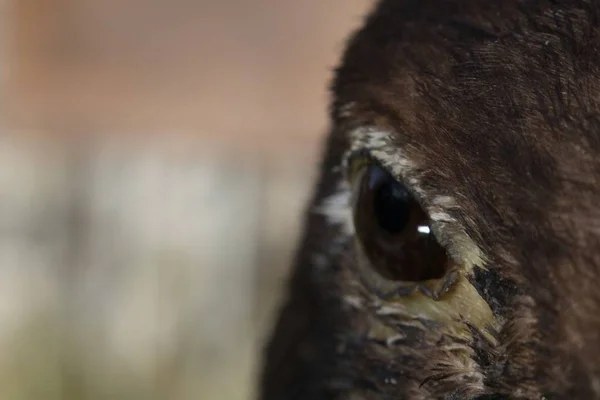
260,1 -> 600,398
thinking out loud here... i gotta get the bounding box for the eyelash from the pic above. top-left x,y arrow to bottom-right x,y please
345,150 -> 380,183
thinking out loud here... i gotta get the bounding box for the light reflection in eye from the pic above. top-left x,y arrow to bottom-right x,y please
417,225 -> 431,234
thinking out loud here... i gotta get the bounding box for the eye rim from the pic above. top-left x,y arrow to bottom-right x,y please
346,151 -> 459,299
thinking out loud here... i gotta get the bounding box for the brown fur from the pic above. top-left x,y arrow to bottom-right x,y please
260,1 -> 600,398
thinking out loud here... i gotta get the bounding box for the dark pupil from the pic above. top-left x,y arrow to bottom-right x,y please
373,178 -> 411,234
354,164 -> 449,282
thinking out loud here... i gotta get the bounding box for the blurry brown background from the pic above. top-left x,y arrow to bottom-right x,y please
0,1 -> 371,399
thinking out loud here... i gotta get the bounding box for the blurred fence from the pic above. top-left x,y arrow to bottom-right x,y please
0,135 -> 314,400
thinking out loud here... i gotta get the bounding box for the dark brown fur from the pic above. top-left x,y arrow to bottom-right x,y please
260,1 -> 600,398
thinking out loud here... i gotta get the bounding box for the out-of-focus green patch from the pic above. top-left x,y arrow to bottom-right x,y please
0,307 -> 255,400
0,310 -> 150,400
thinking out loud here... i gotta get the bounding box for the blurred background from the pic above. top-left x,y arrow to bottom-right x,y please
0,1 -> 371,399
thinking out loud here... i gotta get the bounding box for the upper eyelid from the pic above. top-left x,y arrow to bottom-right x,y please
345,148 -> 419,203
345,149 -> 399,186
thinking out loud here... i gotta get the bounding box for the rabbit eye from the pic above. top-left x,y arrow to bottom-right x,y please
352,163 -> 449,282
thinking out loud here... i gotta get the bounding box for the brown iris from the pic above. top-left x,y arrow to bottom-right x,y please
353,164 -> 449,282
